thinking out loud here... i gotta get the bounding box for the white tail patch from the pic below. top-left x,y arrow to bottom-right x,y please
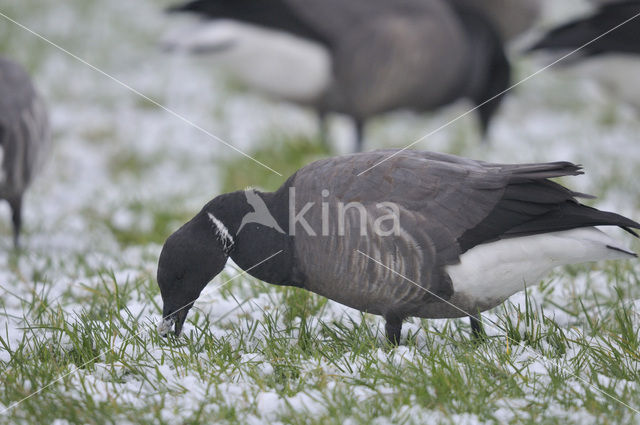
162,19 -> 331,103
447,227 -> 636,304
207,212 -> 234,253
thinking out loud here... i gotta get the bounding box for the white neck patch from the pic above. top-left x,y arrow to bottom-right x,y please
207,212 -> 235,253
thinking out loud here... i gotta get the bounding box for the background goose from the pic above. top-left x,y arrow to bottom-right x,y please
0,57 -> 50,248
164,0 -> 511,151
157,150 -> 639,343
527,1 -> 640,110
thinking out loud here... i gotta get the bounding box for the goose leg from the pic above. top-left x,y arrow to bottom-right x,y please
317,110 -> 330,150
469,315 -> 486,341
385,315 -> 402,345
353,118 -> 365,153
9,196 -> 22,249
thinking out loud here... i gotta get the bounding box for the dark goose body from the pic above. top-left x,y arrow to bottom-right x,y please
157,150 -> 639,341
528,1 -> 640,109
529,1 -> 640,57
164,0 -> 511,150
0,57 -> 50,247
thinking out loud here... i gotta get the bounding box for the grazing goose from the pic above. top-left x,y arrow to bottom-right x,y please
0,57 -> 50,248
164,0 -> 511,151
528,1 -> 640,109
157,150 -> 639,343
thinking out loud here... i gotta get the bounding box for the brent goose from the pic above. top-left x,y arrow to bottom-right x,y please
157,150 -> 639,343
164,0 -> 511,151
0,57 -> 50,248
528,1 -> 640,109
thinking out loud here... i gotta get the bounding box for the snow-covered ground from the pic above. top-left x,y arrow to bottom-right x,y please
0,0 -> 639,423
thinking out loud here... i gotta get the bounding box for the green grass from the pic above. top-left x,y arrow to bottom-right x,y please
2,262 -> 640,424
218,133 -> 332,192
97,201 -> 193,247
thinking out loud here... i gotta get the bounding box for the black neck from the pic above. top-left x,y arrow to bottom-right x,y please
203,178 -> 303,287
